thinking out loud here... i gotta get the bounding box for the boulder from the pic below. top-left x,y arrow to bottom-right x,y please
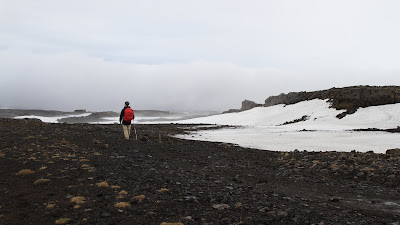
386,148 -> 400,155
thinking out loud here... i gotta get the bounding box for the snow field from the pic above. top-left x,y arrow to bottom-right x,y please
175,100 -> 400,153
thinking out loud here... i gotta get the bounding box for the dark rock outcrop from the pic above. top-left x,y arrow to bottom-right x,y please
227,86 -> 400,114
264,86 -> 400,111
223,109 -> 241,114
279,115 -> 310,126
241,100 -> 263,111
74,109 -> 87,113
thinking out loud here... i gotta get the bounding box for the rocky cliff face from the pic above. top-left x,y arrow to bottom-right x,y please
265,86 -> 400,110
227,86 -> 400,117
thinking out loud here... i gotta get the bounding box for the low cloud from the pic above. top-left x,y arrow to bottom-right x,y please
0,50 -> 278,112
1,50 -> 399,112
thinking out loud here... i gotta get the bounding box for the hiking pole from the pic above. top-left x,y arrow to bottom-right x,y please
133,123 -> 138,140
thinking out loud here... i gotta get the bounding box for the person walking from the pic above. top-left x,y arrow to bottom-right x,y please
119,101 -> 135,140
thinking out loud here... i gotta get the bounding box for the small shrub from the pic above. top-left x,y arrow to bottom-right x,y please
161,223 -> 184,225
55,218 -> 71,224
96,181 -> 109,188
70,196 -> 85,204
133,195 -> 146,203
39,166 -> 47,170
46,203 -> 55,209
16,169 -> 35,176
115,202 -> 131,208
34,178 -> 50,185
157,188 -> 169,192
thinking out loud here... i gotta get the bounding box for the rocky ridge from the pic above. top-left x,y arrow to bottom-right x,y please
226,86 -> 400,118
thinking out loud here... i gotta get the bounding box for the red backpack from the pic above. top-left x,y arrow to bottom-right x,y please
124,108 -> 134,122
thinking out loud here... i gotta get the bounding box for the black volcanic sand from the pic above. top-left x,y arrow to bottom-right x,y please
0,119 -> 399,225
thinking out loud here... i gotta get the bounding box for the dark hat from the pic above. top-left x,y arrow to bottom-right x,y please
125,101 -> 130,106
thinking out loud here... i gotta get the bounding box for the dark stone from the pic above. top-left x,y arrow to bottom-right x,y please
386,148 -> 400,155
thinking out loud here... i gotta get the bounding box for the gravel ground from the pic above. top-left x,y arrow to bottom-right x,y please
0,118 -> 399,225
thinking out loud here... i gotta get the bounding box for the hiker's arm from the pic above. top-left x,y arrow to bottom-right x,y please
119,109 -> 124,124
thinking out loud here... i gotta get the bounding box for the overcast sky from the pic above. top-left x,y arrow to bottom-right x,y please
1,0 -> 400,112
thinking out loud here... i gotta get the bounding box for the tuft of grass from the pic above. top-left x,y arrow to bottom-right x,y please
55,218 -> 71,224
361,167 -> 376,172
79,159 -> 89,162
133,195 -> 146,203
0,153 -> 5,157
92,139 -> 101,144
114,202 -> 131,208
46,203 -> 55,209
160,223 -> 184,225
312,160 -> 320,164
34,178 -> 50,185
16,169 -> 35,176
235,203 -> 243,208
96,181 -> 109,188
119,190 -> 128,195
111,185 -> 120,189
157,188 -> 169,193
39,166 -> 47,170
60,140 -> 70,144
70,196 -> 85,204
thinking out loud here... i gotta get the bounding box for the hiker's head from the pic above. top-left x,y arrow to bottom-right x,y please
125,101 -> 130,107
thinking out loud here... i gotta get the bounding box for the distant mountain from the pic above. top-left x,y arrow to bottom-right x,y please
0,109 -> 82,118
